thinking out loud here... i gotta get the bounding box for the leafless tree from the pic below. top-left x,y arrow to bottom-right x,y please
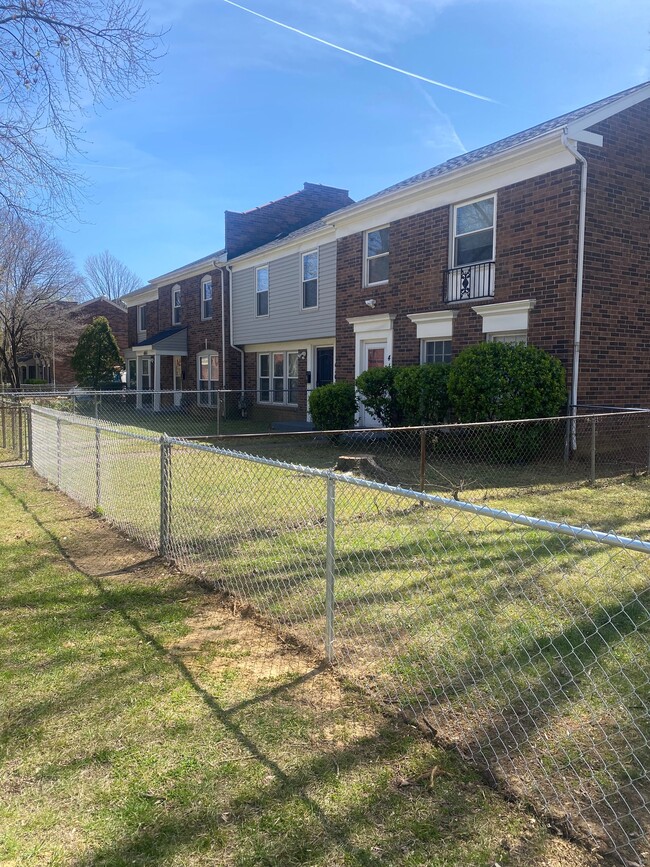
0,214 -> 83,388
0,0 -> 163,220
83,249 -> 141,300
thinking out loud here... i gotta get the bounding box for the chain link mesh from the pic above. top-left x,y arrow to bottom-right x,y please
26,404 -> 650,864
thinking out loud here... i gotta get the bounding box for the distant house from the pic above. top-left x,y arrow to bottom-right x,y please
16,296 -> 128,388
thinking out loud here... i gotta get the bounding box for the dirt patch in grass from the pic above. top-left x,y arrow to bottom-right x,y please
0,464 -> 610,866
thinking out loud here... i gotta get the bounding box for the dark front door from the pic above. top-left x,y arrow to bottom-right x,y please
316,348 -> 334,388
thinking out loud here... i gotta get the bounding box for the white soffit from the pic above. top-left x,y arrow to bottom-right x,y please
407,310 -> 458,340
472,299 -> 536,333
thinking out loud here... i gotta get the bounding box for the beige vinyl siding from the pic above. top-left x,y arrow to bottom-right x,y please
232,242 -> 336,345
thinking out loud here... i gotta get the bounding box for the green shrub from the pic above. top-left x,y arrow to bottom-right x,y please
394,364 -> 451,426
24,378 -> 47,385
355,367 -> 400,427
447,342 -> 567,462
309,381 -> 357,431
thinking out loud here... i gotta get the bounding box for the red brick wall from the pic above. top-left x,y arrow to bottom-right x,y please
225,183 -> 353,259
126,270 -> 242,394
56,299 -> 128,386
335,165 -> 581,390
579,101 -> 650,407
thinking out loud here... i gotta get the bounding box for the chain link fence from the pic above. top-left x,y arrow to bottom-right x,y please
4,391 -> 650,502
27,404 -> 650,865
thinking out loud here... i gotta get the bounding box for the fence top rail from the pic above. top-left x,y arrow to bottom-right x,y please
28,403 -> 650,555
30,404 -> 162,445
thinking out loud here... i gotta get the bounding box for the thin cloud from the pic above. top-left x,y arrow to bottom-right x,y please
221,0 -> 494,103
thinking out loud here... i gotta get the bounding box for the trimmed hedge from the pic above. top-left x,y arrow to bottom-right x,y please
394,364 -> 451,426
355,367 -> 400,427
309,381 -> 357,431
447,342 -> 566,462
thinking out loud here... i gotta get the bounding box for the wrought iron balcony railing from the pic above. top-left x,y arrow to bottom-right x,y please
444,261 -> 495,303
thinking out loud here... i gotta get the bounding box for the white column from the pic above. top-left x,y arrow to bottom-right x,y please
153,354 -> 161,412
136,353 -> 142,409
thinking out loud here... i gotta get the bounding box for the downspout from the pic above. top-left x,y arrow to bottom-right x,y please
217,264 -> 227,408
226,264 -> 246,403
561,130 -> 588,437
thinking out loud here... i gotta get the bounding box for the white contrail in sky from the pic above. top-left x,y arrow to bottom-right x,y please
221,0 -> 494,103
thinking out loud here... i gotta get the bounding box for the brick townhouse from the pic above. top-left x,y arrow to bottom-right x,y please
330,81 -> 650,423
17,296 -> 128,388
121,183 -> 353,411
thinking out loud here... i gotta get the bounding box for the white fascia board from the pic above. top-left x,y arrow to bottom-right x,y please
332,135 -> 574,239
472,299 -> 536,333
243,337 -> 335,353
229,226 -> 335,272
566,128 -> 603,146
122,287 -> 159,307
150,258 -> 226,287
571,85 -> 650,134
407,310 -> 458,340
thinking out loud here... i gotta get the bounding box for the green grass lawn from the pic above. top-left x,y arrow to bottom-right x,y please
0,466 -> 604,867
24,412 -> 650,863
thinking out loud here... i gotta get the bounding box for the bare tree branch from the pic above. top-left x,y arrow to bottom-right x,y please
0,0 -> 164,221
0,212 -> 83,387
83,249 -> 141,300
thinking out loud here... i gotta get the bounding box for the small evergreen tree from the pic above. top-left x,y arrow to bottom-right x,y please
71,316 -> 123,389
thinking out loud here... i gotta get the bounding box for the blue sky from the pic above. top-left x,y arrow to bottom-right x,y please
57,0 -> 650,284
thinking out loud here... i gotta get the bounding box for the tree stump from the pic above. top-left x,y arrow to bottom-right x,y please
334,454 -> 391,483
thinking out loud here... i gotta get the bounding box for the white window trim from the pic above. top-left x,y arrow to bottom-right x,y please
137,304 -> 146,334
450,194 -> 497,268
407,310 -> 458,340
473,299 -> 536,335
257,350 -> 300,406
301,250 -> 319,311
255,265 -> 270,318
201,276 -> 213,321
172,284 -> 181,325
364,225 -> 390,288
196,351 -> 219,404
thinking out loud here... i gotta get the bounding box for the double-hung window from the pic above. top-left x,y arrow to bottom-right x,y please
423,340 -> 452,364
452,197 -> 495,267
258,351 -> 299,405
365,226 -> 390,286
172,285 -> 181,325
302,251 -> 318,309
201,277 -> 213,320
256,266 -> 269,316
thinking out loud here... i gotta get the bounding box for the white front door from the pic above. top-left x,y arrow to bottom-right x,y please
360,340 -> 387,427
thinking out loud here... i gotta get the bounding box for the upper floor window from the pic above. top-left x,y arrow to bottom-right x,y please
137,304 -> 146,333
365,226 -> 390,286
256,265 -> 269,317
172,285 -> 181,325
452,196 -> 495,267
302,251 -> 318,309
201,277 -> 213,320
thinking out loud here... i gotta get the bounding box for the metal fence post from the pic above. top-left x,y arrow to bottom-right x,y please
17,401 -> 23,459
159,434 -> 172,557
56,418 -> 62,487
1,399 -> 5,449
26,407 -> 33,466
325,474 -> 336,664
94,393 -> 99,420
590,417 -> 596,484
216,390 -> 221,438
72,393 -> 77,416
95,425 -> 101,510
419,429 -> 427,493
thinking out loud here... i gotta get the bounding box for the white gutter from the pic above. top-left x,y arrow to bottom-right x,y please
561,131 -> 588,422
226,265 -> 245,394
